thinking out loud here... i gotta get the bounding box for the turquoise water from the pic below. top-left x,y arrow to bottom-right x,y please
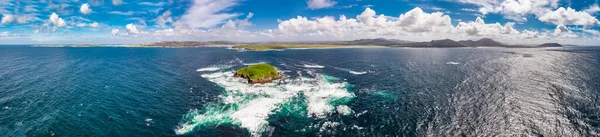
1,46 -> 600,136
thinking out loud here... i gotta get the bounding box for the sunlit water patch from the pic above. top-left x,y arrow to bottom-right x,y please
176,68 -> 354,136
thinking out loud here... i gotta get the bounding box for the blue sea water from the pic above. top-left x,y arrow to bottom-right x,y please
1,46 -> 599,136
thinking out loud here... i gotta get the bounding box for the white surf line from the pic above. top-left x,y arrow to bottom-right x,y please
196,65 -> 233,72
302,64 -> 325,68
196,67 -> 220,72
446,62 -> 460,65
332,66 -> 368,75
292,60 -> 325,69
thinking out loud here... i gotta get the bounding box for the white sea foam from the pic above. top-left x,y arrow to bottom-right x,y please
355,110 -> 368,117
446,62 -> 460,65
336,105 -> 353,115
196,66 -> 232,72
319,121 -> 341,133
196,67 -> 220,72
176,70 -> 354,136
351,125 -> 364,130
302,64 -> 325,68
349,71 -> 367,75
334,67 -> 368,75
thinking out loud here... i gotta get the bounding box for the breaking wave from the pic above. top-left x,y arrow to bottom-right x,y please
349,71 -> 367,75
176,69 -> 354,136
302,64 -> 325,68
446,62 -> 460,65
333,67 -> 368,75
196,66 -> 232,72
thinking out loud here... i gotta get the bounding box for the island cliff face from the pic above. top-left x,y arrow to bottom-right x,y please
234,64 -> 282,84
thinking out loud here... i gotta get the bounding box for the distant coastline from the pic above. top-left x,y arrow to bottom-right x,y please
31,38 -> 565,50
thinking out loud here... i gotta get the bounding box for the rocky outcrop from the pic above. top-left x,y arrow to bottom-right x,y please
233,64 -> 283,84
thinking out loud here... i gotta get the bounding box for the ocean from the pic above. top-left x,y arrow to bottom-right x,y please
0,46 -> 599,136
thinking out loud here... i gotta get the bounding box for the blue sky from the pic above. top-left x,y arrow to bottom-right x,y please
0,0 -> 600,45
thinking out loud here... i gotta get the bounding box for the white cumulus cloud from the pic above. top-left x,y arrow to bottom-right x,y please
49,13 -> 66,27
236,12 -> 254,28
15,15 -> 35,24
584,4 -> 600,14
221,20 -> 237,30
75,22 -> 100,28
2,14 -> 35,24
126,23 -> 141,34
1,14 -> 14,24
397,7 -> 453,33
450,0 -> 560,22
89,22 -> 99,28
111,29 -> 120,35
156,10 -> 174,26
553,24 -> 578,38
80,3 -> 92,15
307,0 -> 336,9
538,7 -> 600,26
112,0 -> 123,5
455,17 -> 519,37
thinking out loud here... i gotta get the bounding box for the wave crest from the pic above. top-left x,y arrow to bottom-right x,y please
302,64 -> 325,68
196,65 -> 232,72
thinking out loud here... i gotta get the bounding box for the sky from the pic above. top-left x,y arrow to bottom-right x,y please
0,0 -> 600,45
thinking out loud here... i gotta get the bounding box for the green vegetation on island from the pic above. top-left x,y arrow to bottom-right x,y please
234,64 -> 282,84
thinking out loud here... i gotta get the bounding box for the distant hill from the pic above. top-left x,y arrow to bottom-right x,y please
391,39 -> 468,48
345,38 -> 412,46
106,38 -> 564,49
458,38 -> 506,47
537,43 -> 563,47
429,39 -> 467,47
387,39 -> 414,44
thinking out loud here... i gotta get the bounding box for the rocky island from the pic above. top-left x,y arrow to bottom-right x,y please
234,64 -> 283,84
538,43 -> 563,47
